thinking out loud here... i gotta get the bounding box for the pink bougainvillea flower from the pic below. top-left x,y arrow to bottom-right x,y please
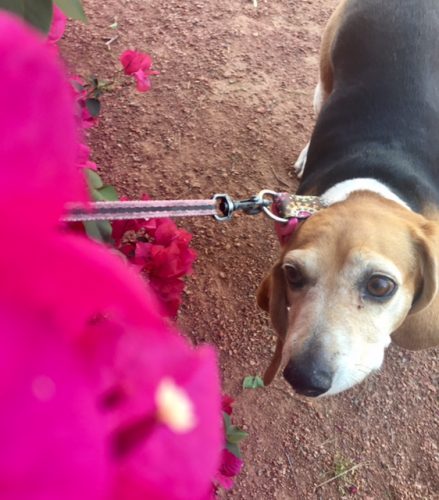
0,13 -> 222,500
0,13 -> 85,218
76,142 -> 98,170
0,195 -> 222,498
133,242 -> 191,317
70,75 -> 99,129
214,450 -> 244,490
221,395 -> 235,416
133,68 -> 153,92
92,320 -> 222,500
47,5 -> 67,45
112,205 -> 197,318
111,219 -> 141,247
120,49 -> 159,92
69,76 -> 99,185
0,311 -> 110,500
120,50 -> 153,75
149,275 -> 186,318
133,220 -> 196,280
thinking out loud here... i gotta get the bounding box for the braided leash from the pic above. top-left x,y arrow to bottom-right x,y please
64,190 -> 327,242
65,199 -> 217,221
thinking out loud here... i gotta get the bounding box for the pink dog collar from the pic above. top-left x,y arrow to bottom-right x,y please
275,217 -> 301,245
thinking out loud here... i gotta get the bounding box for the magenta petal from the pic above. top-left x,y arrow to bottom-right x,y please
133,69 -> 152,92
120,50 -> 153,75
0,215 -> 166,339
0,312 -> 109,499
0,14 -> 85,214
220,450 -> 244,478
47,5 -> 67,44
221,395 -> 234,416
112,339 -> 223,500
154,220 -> 178,246
143,218 -> 159,237
215,474 -> 234,490
214,450 -> 244,490
76,142 -> 98,170
150,277 -> 185,318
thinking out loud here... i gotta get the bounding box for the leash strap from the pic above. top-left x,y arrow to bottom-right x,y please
63,191 -> 326,225
64,199 -> 217,221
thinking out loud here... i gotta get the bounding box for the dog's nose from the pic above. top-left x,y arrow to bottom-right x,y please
283,360 -> 332,397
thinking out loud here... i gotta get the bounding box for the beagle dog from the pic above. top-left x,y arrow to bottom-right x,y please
258,0 -> 439,397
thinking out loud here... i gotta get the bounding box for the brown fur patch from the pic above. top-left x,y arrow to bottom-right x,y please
319,0 -> 350,96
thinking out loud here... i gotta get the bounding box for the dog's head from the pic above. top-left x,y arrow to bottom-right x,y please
258,192 -> 439,396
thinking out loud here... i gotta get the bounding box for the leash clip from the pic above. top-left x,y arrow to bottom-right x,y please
213,190 -> 326,223
257,190 -> 289,223
213,193 -> 271,221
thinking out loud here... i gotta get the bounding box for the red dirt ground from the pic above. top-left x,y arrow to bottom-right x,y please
63,0 -> 438,498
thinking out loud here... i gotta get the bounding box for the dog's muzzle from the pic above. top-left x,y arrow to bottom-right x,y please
283,350 -> 333,397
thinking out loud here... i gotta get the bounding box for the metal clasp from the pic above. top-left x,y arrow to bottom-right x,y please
213,190 -> 290,222
258,189 -> 289,223
213,194 -> 235,221
213,189 -> 328,224
213,192 -> 272,221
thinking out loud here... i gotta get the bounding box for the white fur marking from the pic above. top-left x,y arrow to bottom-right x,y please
294,80 -> 326,179
321,178 -> 411,210
313,80 -> 325,116
294,142 -> 309,179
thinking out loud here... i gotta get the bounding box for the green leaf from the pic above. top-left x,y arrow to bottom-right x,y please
223,412 -> 232,432
243,375 -> 265,389
226,441 -> 242,458
84,220 -> 113,243
86,79 -> 113,98
90,188 -> 105,202
85,169 -> 104,190
0,0 -> 53,33
0,0 -> 22,15
54,0 -> 86,21
227,427 -> 248,444
90,76 -> 99,88
85,98 -> 101,118
98,185 -> 118,201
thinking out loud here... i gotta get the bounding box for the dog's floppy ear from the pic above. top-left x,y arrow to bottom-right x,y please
256,273 -> 271,312
263,337 -> 284,386
410,221 -> 439,314
392,220 -> 439,350
266,262 -> 289,340
257,262 -> 289,385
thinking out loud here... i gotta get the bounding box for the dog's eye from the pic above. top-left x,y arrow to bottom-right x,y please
284,265 -> 306,288
366,275 -> 397,298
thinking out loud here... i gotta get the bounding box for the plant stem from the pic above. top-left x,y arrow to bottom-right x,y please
314,462 -> 366,490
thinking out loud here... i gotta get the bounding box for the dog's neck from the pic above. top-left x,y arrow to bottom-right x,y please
321,178 -> 412,210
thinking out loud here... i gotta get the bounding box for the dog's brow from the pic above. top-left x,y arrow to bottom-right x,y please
344,252 -> 403,283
